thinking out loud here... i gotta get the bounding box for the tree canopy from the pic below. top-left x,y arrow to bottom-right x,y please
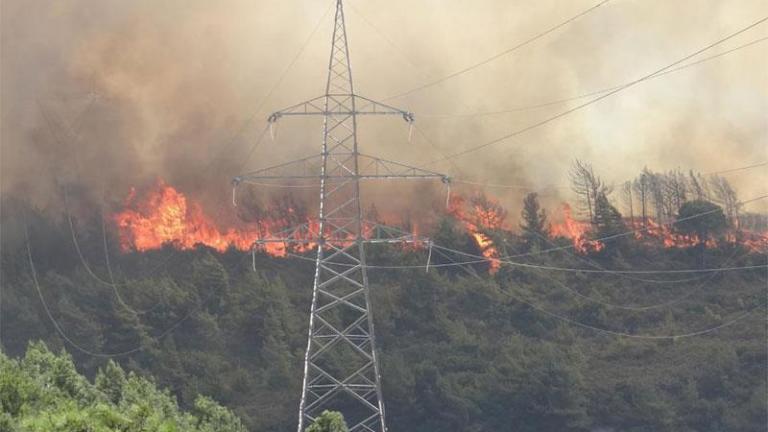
0,341 -> 246,432
305,411 -> 348,432
0,196 -> 765,431
520,192 -> 548,250
676,200 -> 728,243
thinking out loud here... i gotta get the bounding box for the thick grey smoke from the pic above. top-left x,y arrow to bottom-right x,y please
2,0 -> 766,221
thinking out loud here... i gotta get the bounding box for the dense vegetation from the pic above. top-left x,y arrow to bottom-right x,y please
0,341 -> 245,431
1,197 -> 766,431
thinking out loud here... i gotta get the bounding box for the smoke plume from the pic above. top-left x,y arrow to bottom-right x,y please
2,0 -> 766,220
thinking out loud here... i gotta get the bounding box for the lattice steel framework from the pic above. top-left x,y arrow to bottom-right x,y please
232,1 -> 448,430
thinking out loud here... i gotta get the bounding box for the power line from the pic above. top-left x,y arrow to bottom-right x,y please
63,187 -> 148,316
235,123 -> 271,174
26,225 -> 141,357
419,36 -> 768,119
450,159 -> 768,191
424,16 -> 768,165
496,284 -> 758,340
524,230 -> 711,285
343,3 -> 469,175
282,235 -> 763,339
480,194 -> 768,260
25,223 -> 238,358
280,194 -> 768,273
206,0 -> 335,173
451,243 -> 763,340
383,0 -> 613,100
497,233 -> 742,310
705,161 -> 768,175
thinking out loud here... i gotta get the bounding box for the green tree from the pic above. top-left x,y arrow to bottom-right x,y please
0,341 -> 245,432
305,410 -> 348,432
520,192 -> 548,250
592,192 -> 625,253
675,200 -> 727,243
676,200 -> 727,266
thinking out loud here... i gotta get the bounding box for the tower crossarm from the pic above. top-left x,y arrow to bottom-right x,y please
233,154 -> 450,184
232,155 -> 324,185
251,220 -> 432,248
357,154 -> 449,181
267,94 -> 414,123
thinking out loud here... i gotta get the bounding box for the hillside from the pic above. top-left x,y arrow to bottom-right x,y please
0,202 -> 765,431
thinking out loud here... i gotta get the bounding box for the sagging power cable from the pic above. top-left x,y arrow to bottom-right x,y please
423,17 -> 768,166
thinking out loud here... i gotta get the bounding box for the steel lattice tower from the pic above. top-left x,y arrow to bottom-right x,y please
233,1 -> 448,430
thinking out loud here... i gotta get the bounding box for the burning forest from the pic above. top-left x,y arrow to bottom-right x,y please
108,160 -> 768,268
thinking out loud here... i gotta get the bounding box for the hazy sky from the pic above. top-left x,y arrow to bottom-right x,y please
2,0 -> 766,216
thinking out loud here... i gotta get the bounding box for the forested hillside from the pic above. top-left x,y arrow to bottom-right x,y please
1,199 -> 766,431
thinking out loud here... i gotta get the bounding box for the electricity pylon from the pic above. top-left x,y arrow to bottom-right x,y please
232,1 -> 448,430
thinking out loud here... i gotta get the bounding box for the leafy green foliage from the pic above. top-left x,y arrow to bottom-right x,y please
305,411 -> 348,432
0,342 -> 246,432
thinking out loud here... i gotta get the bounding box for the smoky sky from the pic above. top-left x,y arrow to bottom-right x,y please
1,0 -> 766,219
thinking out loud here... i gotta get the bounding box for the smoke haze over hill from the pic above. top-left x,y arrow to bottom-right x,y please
1,0 -> 766,218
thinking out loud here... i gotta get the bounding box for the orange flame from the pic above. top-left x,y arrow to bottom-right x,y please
551,204 -> 768,253
113,180 -> 303,256
448,195 -> 503,273
549,204 -> 604,253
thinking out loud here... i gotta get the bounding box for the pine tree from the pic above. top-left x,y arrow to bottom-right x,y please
520,192 -> 548,250
593,192 -> 625,252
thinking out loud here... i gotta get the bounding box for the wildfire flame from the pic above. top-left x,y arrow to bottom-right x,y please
551,203 -> 768,253
113,180 -> 301,256
448,195 -> 503,273
113,181 -> 767,265
549,204 -> 605,253
112,180 -> 421,257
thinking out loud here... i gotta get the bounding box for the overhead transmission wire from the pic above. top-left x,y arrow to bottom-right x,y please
434,230 -> 763,335
473,214 -> 764,339
62,187 -> 156,316
419,224 -> 750,312
494,232 -> 750,311
213,0 -> 335,175
344,1 -> 467,176
494,281 -> 759,340
38,97 -> 141,312
524,231 -> 711,285
29,0 -> 334,333
38,92 -> 165,316
502,194 -> 768,259
24,224 -> 220,358
382,0 -> 613,101
423,16 -> 768,166
705,161 -> 768,175
260,2 -> 766,340
37,92 -> 195,330
284,250 -> 766,275
450,159 -> 768,191
539,253 -> 750,311
21,3 -> 339,358
40,0 -> 336,290
343,2 -> 767,209
278,194 -> 768,274
279,237 -> 763,339
419,36 -> 768,119
253,6 -> 765,338
346,3 -> 767,190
